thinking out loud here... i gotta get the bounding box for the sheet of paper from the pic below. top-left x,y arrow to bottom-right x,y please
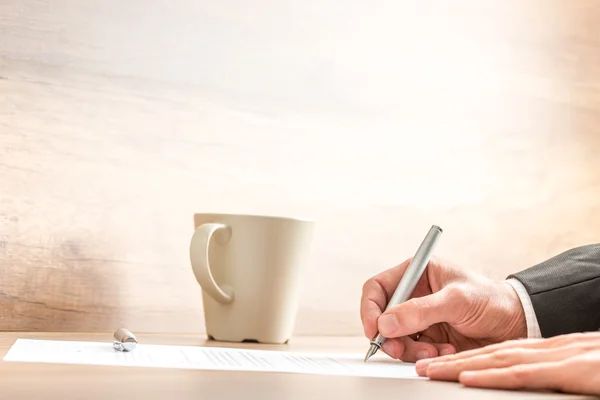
3,338 -> 421,379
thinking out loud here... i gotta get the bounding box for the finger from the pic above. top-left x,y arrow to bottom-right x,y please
378,286 -> 462,338
417,339 -> 547,373
360,259 -> 412,338
425,343 -> 594,381
382,336 -> 456,362
458,362 -> 566,391
416,331 -> 600,372
418,335 -> 457,356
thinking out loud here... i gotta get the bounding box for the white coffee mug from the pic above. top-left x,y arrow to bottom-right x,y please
190,213 -> 315,344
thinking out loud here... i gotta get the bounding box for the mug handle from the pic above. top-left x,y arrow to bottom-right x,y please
189,223 -> 234,304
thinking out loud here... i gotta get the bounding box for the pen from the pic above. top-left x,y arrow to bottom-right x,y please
364,224 -> 443,362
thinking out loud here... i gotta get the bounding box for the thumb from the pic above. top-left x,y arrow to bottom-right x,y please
377,287 -> 462,338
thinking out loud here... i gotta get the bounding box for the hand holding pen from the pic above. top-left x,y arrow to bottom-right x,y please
360,226 -> 528,362
364,225 -> 442,361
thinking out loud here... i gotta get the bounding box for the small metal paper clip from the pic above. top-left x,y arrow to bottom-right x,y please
113,328 -> 137,352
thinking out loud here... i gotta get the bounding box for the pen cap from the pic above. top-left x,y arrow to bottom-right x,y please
113,328 -> 137,352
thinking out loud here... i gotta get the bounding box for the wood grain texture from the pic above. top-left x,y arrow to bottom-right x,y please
1,0 -> 599,334
0,333 -> 592,400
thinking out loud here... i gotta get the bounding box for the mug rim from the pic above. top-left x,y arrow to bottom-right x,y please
193,212 -> 314,223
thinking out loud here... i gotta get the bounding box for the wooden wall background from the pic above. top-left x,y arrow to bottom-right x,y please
1,0 -> 599,336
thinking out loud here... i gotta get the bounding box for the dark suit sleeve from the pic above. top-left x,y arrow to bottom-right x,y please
507,243 -> 600,338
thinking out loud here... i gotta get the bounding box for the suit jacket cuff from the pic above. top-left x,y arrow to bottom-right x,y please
506,278 -> 542,339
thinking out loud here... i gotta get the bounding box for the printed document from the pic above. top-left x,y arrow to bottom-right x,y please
4,338 -> 421,379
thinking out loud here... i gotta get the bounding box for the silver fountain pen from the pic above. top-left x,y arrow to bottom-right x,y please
364,224 -> 443,362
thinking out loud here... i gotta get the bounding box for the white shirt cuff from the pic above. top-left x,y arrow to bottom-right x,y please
505,278 -> 542,339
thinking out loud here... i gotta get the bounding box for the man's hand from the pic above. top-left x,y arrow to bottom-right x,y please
415,331 -> 600,396
360,257 -> 527,362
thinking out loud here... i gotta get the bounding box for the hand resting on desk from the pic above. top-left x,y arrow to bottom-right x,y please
416,332 -> 600,395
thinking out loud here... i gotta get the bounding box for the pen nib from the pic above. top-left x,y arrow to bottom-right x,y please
364,344 -> 379,362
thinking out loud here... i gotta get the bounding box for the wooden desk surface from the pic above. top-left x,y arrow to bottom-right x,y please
0,332 -> 593,400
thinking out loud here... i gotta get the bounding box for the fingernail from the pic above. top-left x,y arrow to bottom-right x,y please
459,371 -> 476,384
425,361 -> 442,372
415,358 -> 433,375
416,350 -> 430,360
378,314 -> 399,335
440,348 -> 454,356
